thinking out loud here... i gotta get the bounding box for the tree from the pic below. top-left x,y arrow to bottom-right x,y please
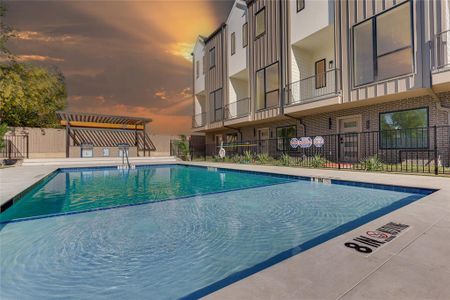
0,63 -> 67,127
0,1 -> 14,58
0,122 -> 7,151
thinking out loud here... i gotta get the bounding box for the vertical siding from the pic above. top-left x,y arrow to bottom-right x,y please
247,0 -> 283,119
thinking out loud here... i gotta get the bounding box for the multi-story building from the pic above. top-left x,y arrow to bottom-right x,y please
191,0 -> 450,165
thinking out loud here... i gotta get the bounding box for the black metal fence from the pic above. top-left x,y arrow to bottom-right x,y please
188,126 -> 450,175
1,135 -> 29,160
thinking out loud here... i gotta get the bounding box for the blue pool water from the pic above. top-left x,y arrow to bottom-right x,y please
0,165 -> 431,299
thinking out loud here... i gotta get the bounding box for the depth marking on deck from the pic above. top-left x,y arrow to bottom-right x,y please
344,222 -> 409,255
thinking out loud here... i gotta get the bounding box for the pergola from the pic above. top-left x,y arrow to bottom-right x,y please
56,111 -> 155,157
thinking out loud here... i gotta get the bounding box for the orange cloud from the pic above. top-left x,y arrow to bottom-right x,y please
1,54 -> 65,62
14,31 -> 83,43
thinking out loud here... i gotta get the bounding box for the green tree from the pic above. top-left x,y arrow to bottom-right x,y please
0,1 -> 14,58
0,63 -> 67,127
0,122 -> 8,150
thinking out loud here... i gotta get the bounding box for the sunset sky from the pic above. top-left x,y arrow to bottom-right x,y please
4,0 -> 234,134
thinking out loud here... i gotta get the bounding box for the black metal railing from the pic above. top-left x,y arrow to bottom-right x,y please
286,69 -> 340,105
434,29 -> 450,70
224,97 -> 250,120
0,135 -> 29,160
192,112 -> 206,128
186,126 -> 450,175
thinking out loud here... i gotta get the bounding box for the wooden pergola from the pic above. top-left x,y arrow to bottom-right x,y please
56,111 -> 155,157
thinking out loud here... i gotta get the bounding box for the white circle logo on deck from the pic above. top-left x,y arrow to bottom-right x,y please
218,147 -> 226,158
290,138 -> 299,149
299,137 -> 313,148
313,136 -> 325,148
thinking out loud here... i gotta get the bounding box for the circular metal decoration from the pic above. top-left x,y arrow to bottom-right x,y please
218,147 -> 226,158
299,137 -> 313,148
313,136 -> 325,148
290,138 -> 299,148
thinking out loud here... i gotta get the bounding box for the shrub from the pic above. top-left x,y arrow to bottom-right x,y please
242,150 -> 253,164
256,153 -> 270,164
279,153 -> 294,166
310,154 -> 327,168
231,155 -> 243,164
212,155 -> 222,162
361,155 -> 384,171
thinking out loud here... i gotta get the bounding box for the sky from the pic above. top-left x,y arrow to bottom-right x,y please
3,0 -> 234,134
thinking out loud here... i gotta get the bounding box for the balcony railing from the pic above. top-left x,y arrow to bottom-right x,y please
224,97 -> 250,120
434,29 -> 450,70
286,69 -> 339,106
192,112 -> 206,128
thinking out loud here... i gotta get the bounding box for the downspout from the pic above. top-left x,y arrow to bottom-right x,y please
428,88 -> 450,124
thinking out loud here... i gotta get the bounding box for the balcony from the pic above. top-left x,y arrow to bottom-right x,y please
432,30 -> 450,89
434,30 -> 450,71
192,112 -> 206,129
224,97 -> 250,120
286,69 -> 340,106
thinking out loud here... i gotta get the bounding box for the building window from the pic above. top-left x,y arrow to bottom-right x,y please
379,107 -> 428,149
242,23 -> 248,47
277,125 -> 297,151
315,59 -> 326,89
196,60 -> 200,78
256,62 -> 279,110
209,47 -> 216,69
353,1 -> 412,86
231,32 -> 236,55
297,0 -> 305,12
202,55 -> 206,74
255,8 -> 266,38
210,89 -> 223,122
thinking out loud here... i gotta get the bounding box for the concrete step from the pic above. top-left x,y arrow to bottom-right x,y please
22,156 -> 178,166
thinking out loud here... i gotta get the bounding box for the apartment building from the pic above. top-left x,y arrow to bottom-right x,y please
191,0 -> 450,164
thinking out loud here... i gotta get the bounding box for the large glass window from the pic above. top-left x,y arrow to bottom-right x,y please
277,126 -> 297,151
380,108 -> 428,149
256,62 -> 279,110
196,60 -> 199,78
354,20 -> 374,85
209,47 -> 216,68
297,0 -> 305,12
231,32 -> 236,55
353,1 -> 412,86
255,8 -> 265,38
242,23 -> 248,47
210,89 -> 223,122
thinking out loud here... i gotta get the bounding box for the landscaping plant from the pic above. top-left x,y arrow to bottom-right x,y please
242,150 -> 253,164
361,155 -> 384,171
256,153 -> 269,164
310,154 -> 327,168
279,153 -> 294,166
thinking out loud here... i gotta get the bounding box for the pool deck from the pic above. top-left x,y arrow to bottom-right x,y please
1,162 -> 450,299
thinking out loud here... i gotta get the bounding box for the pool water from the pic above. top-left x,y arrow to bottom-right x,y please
0,165 -> 292,222
0,165 -> 431,299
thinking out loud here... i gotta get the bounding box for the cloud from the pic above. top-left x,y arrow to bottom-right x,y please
165,42 -> 194,62
13,30 -> 83,44
154,89 -> 168,100
0,54 -> 64,62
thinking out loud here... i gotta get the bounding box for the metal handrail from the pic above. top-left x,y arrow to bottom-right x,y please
224,97 -> 250,120
286,69 -> 340,106
192,112 -> 206,128
434,29 -> 450,70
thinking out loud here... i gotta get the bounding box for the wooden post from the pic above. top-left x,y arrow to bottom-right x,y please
143,123 -> 146,157
66,122 -> 71,158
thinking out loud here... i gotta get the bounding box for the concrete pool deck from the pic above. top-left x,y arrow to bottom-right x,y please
1,162 -> 449,299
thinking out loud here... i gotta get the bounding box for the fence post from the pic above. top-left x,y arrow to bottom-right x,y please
434,125 -> 438,175
337,133 -> 341,170
26,135 -> 29,159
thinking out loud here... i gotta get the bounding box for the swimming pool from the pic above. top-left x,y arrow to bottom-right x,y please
0,164 -> 433,299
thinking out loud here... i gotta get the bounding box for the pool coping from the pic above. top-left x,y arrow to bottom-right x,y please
1,162 -> 449,299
